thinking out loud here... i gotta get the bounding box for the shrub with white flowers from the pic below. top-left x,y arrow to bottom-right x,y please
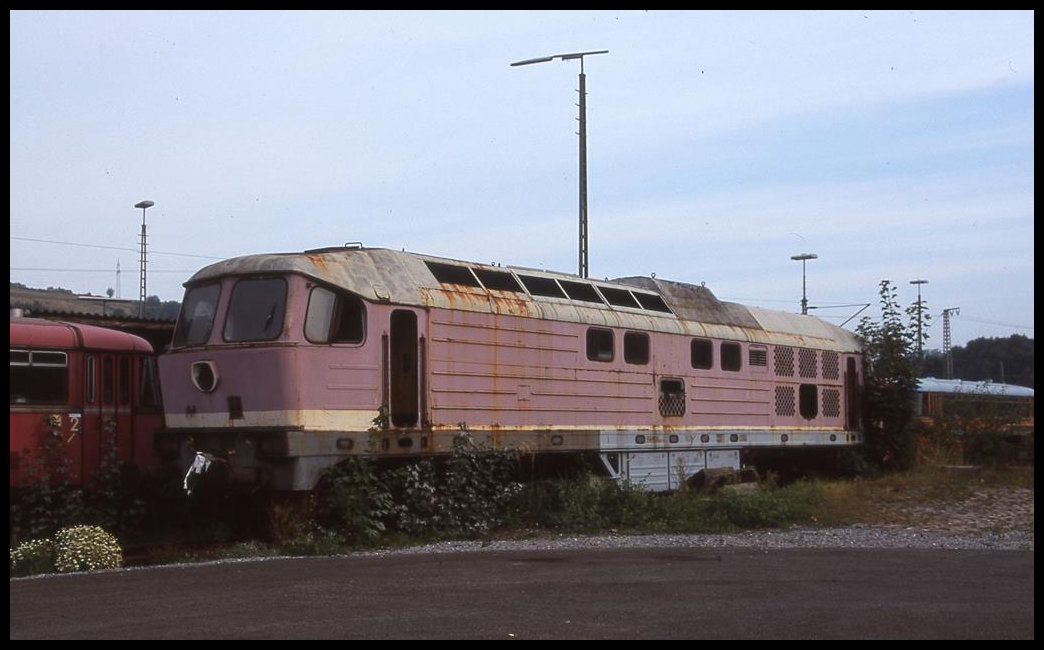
53,525 -> 123,573
10,538 -> 55,577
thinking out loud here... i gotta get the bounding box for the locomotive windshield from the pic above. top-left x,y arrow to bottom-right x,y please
222,277 -> 287,342
172,283 -> 220,348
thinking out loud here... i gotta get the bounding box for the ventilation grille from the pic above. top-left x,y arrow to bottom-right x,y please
774,385 -> 796,416
822,351 -> 840,380
822,388 -> 841,418
799,349 -> 818,378
774,346 -> 794,377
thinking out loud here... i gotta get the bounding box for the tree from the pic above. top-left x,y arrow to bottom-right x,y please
922,335 -> 1034,388
855,280 -> 927,473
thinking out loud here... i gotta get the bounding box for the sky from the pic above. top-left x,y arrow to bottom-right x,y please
9,10 -> 1034,350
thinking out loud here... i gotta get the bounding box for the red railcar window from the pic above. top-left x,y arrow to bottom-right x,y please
102,355 -> 114,404
138,357 -> 161,408
86,355 -> 96,403
10,349 -> 68,404
118,356 -> 132,405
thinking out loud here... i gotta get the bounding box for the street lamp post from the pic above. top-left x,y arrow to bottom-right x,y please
135,200 -> 154,318
910,279 -> 928,357
790,253 -> 818,315
511,50 -> 608,279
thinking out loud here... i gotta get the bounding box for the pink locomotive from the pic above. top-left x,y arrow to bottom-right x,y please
156,245 -> 864,492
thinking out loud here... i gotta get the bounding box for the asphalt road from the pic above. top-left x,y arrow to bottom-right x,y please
10,547 -> 1034,639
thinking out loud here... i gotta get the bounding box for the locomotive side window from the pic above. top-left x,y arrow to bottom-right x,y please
10,349 -> 69,404
623,332 -> 650,365
173,283 -> 221,348
691,338 -> 713,369
721,342 -> 742,372
586,328 -> 614,362
305,286 -> 366,344
223,277 -> 288,342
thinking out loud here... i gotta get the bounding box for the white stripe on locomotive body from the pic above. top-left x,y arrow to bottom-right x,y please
158,246 -> 864,491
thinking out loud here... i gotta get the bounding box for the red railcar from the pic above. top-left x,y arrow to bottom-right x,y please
9,316 -> 164,488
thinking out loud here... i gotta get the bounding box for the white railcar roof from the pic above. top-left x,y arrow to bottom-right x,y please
918,377 -> 1034,397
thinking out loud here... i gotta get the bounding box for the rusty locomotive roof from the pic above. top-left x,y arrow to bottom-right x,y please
183,245 -> 862,353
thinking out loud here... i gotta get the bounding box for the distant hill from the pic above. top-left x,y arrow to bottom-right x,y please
10,283 -> 180,321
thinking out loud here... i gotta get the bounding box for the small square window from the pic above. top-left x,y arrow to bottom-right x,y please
624,332 -> 649,365
721,342 -> 742,372
586,328 -> 614,362
691,339 -> 713,369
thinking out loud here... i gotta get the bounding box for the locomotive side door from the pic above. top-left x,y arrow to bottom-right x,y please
388,309 -> 419,428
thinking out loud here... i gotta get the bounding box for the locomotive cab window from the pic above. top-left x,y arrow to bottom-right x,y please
586,328 -> 614,362
305,286 -> 366,344
223,277 -> 288,342
173,283 -> 221,348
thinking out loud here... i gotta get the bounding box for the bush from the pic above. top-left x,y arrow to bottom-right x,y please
389,432 -> 522,538
312,455 -> 393,547
53,525 -> 123,573
10,538 -> 55,577
510,475 -> 663,532
704,485 -> 812,530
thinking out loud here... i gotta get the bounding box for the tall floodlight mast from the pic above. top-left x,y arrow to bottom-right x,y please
135,200 -> 154,317
511,50 -> 608,278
